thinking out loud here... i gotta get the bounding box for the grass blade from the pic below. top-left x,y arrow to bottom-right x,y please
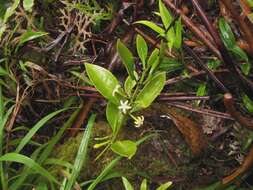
15,108 -> 68,153
65,114 -> 96,190
0,153 -> 59,184
87,156 -> 122,190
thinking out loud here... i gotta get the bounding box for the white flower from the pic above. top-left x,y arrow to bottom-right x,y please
118,100 -> 131,114
112,85 -> 121,96
134,115 -> 144,128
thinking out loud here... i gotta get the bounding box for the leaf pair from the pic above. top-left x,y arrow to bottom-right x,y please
135,0 -> 182,50
122,177 -> 172,190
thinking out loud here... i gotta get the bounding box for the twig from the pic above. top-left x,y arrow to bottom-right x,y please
167,102 -> 234,120
223,93 -> 253,129
69,98 -> 97,137
183,44 -> 229,93
166,69 -> 229,85
222,145 -> 253,185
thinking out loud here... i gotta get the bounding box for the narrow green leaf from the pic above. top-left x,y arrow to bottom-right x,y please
23,0 -> 34,12
34,183 -> 48,190
242,93 -> 253,113
38,108 -> 79,164
174,17 -> 182,49
85,63 -> 120,104
140,179 -> 148,190
111,140 -> 137,159
18,29 -> 48,46
117,39 -> 136,80
135,20 -> 165,35
136,34 -> 148,67
15,108 -> 67,153
65,114 -> 96,190
135,72 -> 166,109
156,181 -> 172,190
106,102 -> 124,134
122,177 -> 134,190
0,153 -> 59,184
35,183 -> 48,190
159,0 -> 173,29
44,158 -> 73,169
230,45 -> 249,62
147,48 -> 159,68
124,76 -> 136,96
218,18 -> 236,48
87,156 -> 122,190
4,0 -> 20,23
196,83 -> 207,97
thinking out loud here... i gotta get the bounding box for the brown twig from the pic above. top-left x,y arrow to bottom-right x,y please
183,44 -> 229,93
69,98 -> 97,137
222,145 -> 253,185
166,69 -> 229,85
167,102 -> 234,120
158,95 -> 209,101
223,93 -> 253,129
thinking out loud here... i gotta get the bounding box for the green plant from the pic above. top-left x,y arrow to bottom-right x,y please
135,0 -> 182,50
86,134 -> 155,190
63,114 -> 96,190
85,34 -> 166,160
0,84 -> 80,190
122,177 -> 172,190
218,17 -> 251,75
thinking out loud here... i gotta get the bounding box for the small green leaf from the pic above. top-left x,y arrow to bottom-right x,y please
196,83 -> 207,97
85,63 -> 120,104
218,18 -> 236,48
111,140 -> 137,159
242,93 -> 253,113
147,48 -> 160,68
230,45 -> 249,63
135,72 -> 166,109
158,57 -> 182,73
124,76 -> 136,96
106,101 -> 124,134
140,179 -> 148,190
122,177 -> 134,190
135,20 -> 165,35
207,59 -> 221,70
23,0 -> 34,12
4,0 -> 20,23
174,17 -> 182,49
240,62 -> 251,76
159,0 -> 173,29
18,29 -> 48,46
156,181 -> 172,190
136,34 -> 148,67
117,39 -> 136,80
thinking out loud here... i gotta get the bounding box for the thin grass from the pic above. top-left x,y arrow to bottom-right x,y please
64,114 -> 96,190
